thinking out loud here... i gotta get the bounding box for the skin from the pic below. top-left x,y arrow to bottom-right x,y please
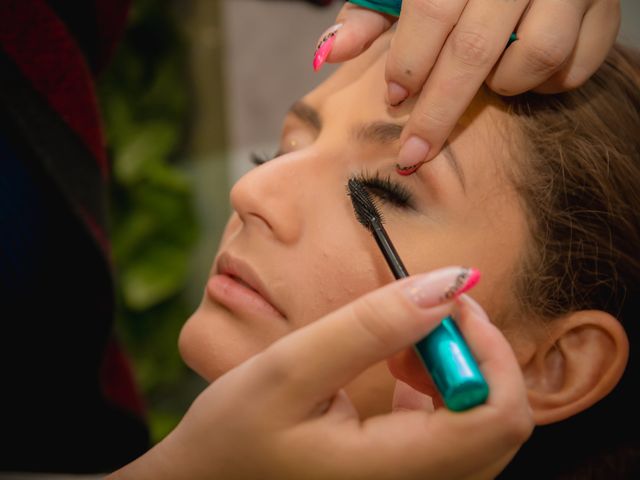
112,32 -> 630,480
323,0 -> 621,167
180,35 -> 530,418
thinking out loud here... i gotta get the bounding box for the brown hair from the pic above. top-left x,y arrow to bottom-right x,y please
499,45 -> 640,478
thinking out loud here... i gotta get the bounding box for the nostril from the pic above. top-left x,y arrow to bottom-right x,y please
247,211 -> 274,233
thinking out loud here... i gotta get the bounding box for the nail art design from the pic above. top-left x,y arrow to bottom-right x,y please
440,267 -> 481,302
313,24 -> 342,72
395,161 -> 424,176
404,266 -> 482,308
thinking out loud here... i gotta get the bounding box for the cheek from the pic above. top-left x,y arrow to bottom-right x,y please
289,234 -> 394,326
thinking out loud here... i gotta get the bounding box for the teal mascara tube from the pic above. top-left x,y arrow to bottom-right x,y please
348,0 -> 402,16
415,316 -> 489,411
348,178 -> 489,411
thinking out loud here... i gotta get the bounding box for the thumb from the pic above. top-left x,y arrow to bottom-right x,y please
313,2 -> 395,71
250,266 -> 479,417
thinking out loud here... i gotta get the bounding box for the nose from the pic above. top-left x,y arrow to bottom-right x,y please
229,154 -> 304,244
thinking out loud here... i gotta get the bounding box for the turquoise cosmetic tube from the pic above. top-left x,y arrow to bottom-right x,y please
348,0 -> 402,17
415,316 -> 489,411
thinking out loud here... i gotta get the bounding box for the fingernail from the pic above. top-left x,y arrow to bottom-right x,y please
395,162 -> 424,176
313,24 -> 342,72
404,267 -> 481,308
397,136 -> 430,173
387,82 -> 409,106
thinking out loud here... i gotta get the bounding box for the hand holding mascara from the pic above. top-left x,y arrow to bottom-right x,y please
347,178 -> 489,411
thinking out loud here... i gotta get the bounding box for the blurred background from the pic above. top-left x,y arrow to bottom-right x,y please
98,0 -> 640,443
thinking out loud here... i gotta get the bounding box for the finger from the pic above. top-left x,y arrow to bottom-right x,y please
392,380 -> 435,412
487,0 -> 589,95
387,348 -> 445,408
251,266 -> 478,416
397,0 -> 528,169
384,0 -> 468,106
321,389 -> 360,420
534,0 -> 620,93
452,294 -> 529,415
313,3 -> 395,71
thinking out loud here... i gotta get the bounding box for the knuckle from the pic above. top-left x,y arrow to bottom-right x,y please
502,411 -> 535,445
522,38 -> 568,75
492,401 -> 534,445
487,78 -> 519,97
259,347 -> 300,387
450,29 -> 492,68
413,102 -> 450,132
559,70 -> 589,91
412,0 -> 457,25
386,54 -> 419,87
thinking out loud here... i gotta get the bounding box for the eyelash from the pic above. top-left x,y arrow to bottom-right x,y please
352,172 -> 414,210
250,151 -> 282,166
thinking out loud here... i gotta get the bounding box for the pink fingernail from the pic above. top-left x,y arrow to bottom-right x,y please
397,136 -> 430,172
387,82 -> 409,106
404,267 -> 481,308
313,24 -> 342,72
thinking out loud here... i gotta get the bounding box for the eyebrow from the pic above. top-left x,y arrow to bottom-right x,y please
353,122 -> 404,144
288,101 -> 466,190
290,101 -> 322,131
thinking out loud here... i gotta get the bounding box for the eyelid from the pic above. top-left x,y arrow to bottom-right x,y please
282,124 -> 316,150
250,125 -> 314,166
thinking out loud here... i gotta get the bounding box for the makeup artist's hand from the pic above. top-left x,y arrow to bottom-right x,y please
315,0 -> 620,168
107,267 -> 532,480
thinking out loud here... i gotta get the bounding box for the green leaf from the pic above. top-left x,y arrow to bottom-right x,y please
114,122 -> 179,185
121,243 -> 190,310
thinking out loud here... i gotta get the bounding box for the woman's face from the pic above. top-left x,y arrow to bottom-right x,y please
180,37 -> 529,417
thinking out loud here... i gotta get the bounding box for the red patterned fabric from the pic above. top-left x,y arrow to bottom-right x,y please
0,0 -> 108,177
94,0 -> 132,75
0,0 -> 146,432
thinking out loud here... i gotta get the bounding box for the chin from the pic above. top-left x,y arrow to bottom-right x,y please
179,313 -> 222,381
178,305 -> 273,382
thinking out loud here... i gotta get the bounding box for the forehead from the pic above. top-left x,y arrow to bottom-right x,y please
306,34 -> 510,141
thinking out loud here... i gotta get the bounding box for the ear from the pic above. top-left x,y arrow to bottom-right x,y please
521,310 -> 629,425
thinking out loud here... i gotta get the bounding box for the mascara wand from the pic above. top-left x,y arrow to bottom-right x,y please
348,180 -> 409,279
347,178 -> 489,411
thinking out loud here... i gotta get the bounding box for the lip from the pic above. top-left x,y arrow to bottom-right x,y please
207,252 -> 285,320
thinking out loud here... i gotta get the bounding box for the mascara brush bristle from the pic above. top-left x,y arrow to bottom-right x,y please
347,178 -> 384,231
